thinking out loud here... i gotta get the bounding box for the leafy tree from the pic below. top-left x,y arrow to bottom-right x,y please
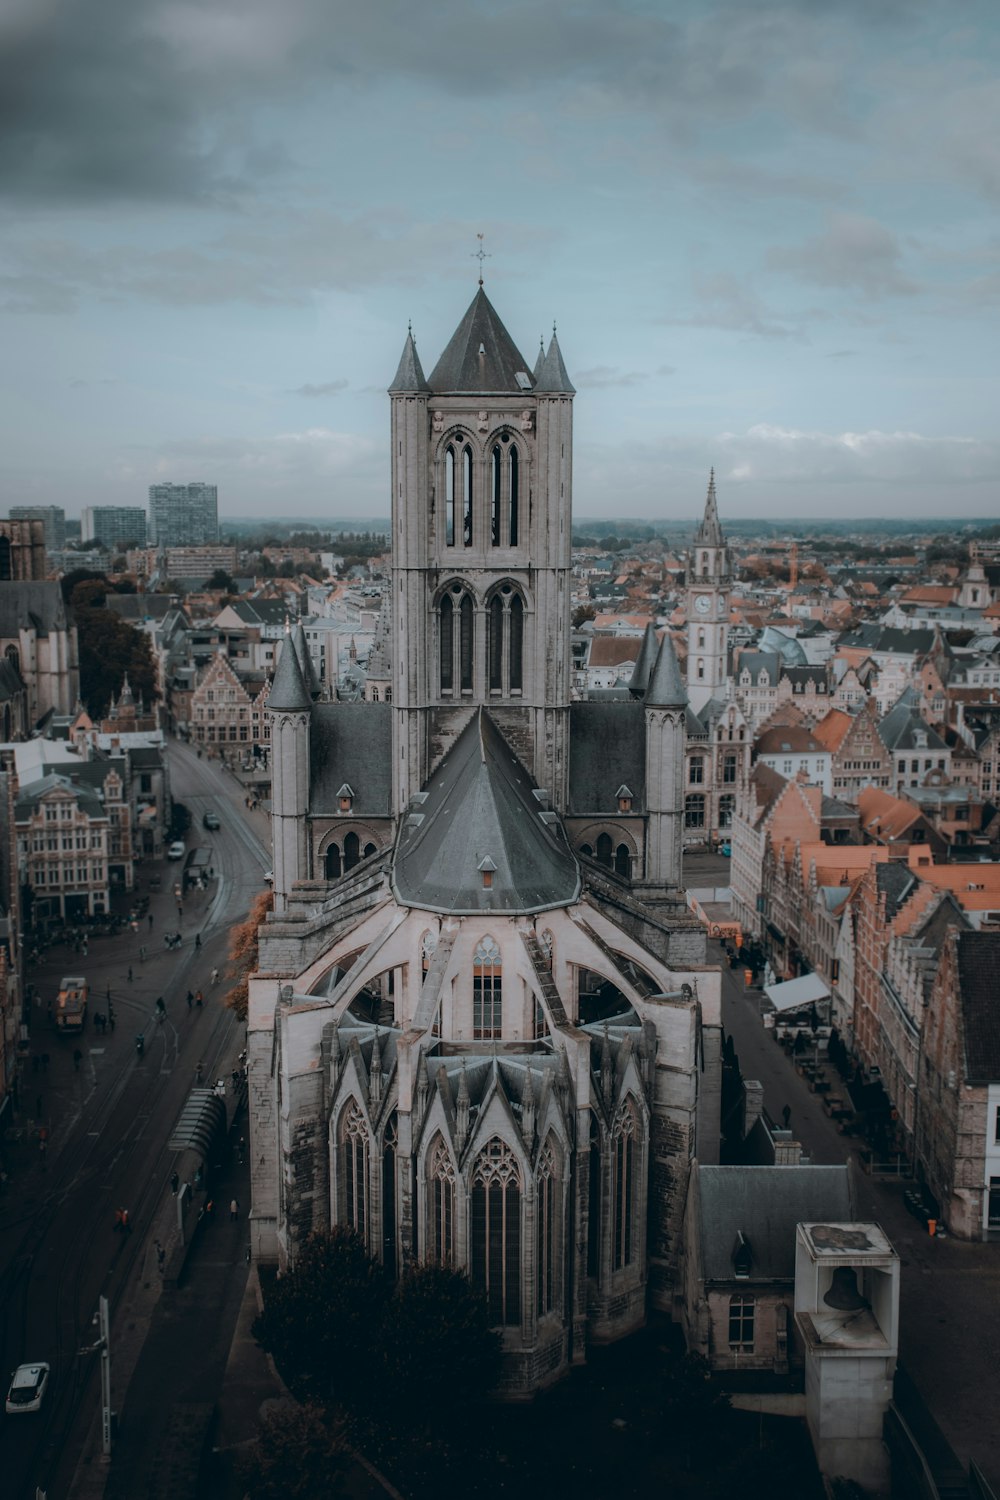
207,568 -> 236,592
70,579 -> 159,715
572,603 -> 597,628
380,1264 -> 502,1424
225,888 -> 274,1021
252,1228 -> 391,1402
61,567 -> 106,605
168,801 -> 191,840
239,1403 -> 351,1500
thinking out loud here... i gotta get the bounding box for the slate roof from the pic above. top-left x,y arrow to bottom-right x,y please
106,593 -> 174,622
388,329 -> 431,394
568,701 -> 646,814
393,708 -> 579,914
837,624 -> 936,657
0,657 -> 23,702
230,599 -> 288,628
14,773 -> 106,821
628,622 -> 659,697
426,288 -> 535,395
737,650 -> 782,685
878,691 -> 948,753
877,860 -> 917,921
957,931 -> 1000,1082
696,1165 -> 853,1281
267,634 -> 311,712
757,725 -> 826,756
0,582 -> 66,639
534,331 -> 575,394
646,631 -> 687,708
309,702 -> 391,816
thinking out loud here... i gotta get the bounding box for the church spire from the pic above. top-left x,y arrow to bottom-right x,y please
389,325 -> 430,394
694,468 -> 723,547
535,326 -> 575,394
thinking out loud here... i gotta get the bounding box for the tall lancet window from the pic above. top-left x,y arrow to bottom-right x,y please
471,1138 -> 522,1326
486,585 -> 525,697
491,446 -> 502,545
341,1100 -> 370,1243
611,1100 -> 638,1271
445,446 -> 456,547
429,1136 -> 456,1265
536,1138 -> 560,1317
509,593 -> 523,690
473,934 -> 502,1039
508,447 -> 519,546
462,445 -> 473,546
488,594 -> 504,691
439,592 -> 454,692
459,593 -> 474,692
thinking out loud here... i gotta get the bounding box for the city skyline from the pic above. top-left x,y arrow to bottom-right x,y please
1,1 -> 998,523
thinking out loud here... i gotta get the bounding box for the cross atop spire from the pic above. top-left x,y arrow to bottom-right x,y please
472,231 -> 491,287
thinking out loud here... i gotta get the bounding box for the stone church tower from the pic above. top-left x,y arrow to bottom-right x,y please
388,287 -> 575,815
685,470 -> 731,716
252,283 -> 719,1395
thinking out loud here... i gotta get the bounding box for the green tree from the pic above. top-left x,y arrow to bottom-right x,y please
239,1403 -> 351,1500
380,1264 -> 502,1425
252,1228 -> 391,1403
70,580 -> 159,716
207,568 -> 236,592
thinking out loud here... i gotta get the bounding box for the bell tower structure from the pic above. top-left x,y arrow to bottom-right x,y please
388,286 -> 575,816
685,470 -> 731,717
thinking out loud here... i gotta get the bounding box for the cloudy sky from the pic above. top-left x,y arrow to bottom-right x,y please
2,0 -> 999,527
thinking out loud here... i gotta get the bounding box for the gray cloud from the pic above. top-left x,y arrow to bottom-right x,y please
767,213 -> 919,298
664,271 -> 801,341
290,380 -> 348,397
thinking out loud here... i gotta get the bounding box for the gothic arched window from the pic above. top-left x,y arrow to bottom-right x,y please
440,592 -> 454,691
462,445 -> 473,546
341,1100 -> 370,1240
509,593 -> 523,690
488,594 -> 504,691
445,446 -> 456,547
587,1112 -> 602,1278
596,832 -> 613,867
0,537 -> 10,582
491,446 -> 502,545
486,584 -> 524,697
614,843 -> 631,878
536,1138 -> 560,1317
473,934 -> 502,1040
471,1137 -> 522,1326
325,844 -> 342,879
344,831 -> 360,870
428,1135 -> 456,1265
459,593 -> 474,691
5,644 -> 19,674
508,447 -> 519,546
611,1101 -> 638,1271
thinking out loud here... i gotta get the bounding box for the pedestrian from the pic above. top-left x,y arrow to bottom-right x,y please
204,1198 -> 214,1223
108,1010 -> 116,1032
139,945 -> 146,963
195,989 -> 203,1009
231,1068 -> 239,1090
114,1207 -> 124,1233
238,1135 -> 246,1164
186,990 -> 193,1011
148,913 -> 154,931
155,1240 -> 165,1271
195,932 -> 201,949
106,984 -> 111,1003
229,1198 -> 239,1221
127,966 -> 133,982
171,1170 -> 180,1194
122,1208 -> 131,1235
210,968 -> 219,985
782,1103 -> 792,1129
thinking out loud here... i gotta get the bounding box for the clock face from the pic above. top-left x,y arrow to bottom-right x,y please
694,594 -> 711,614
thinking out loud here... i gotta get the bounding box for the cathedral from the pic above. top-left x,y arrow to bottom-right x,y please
248,285 -> 723,1391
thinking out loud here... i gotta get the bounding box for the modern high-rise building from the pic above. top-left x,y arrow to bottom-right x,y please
8,505 -> 66,551
147,482 -> 219,548
80,506 -> 147,549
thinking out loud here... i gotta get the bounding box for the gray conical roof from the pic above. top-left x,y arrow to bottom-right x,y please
646,632 -> 687,708
535,330 -> 575,394
393,708 -> 579,914
426,288 -> 534,394
291,621 -> 322,699
629,622 -> 659,698
389,329 -> 430,393
268,631 -> 312,712
533,336 -> 546,380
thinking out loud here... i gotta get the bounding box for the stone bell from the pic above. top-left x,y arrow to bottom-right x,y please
823,1266 -> 869,1311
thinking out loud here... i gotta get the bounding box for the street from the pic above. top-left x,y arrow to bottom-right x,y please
0,742 -> 270,1500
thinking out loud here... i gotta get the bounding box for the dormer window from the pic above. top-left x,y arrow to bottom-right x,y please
478,855 -> 496,890
617,784 -> 633,813
337,783 -> 354,813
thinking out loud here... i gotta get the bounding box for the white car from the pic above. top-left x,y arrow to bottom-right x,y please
167,841 -> 186,860
6,1362 -> 50,1413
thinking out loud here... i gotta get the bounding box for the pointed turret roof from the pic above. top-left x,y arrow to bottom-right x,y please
393,708 -> 579,913
268,631 -> 312,712
426,288 -> 535,394
629,622 -> 660,698
535,328 -> 575,394
646,632 -> 687,708
291,620 -> 322,700
533,336 -> 546,381
388,327 -> 430,393
694,468 -> 723,547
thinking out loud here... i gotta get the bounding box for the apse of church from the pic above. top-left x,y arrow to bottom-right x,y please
251,285 -> 722,1394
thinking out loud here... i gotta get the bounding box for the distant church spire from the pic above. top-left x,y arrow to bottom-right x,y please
695,468 -> 723,547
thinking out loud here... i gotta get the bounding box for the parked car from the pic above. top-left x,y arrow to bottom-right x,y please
202,811 -> 221,830
6,1362 -> 50,1414
167,841 -> 186,860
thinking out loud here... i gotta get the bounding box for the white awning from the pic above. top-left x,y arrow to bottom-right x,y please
763,973 -> 831,1012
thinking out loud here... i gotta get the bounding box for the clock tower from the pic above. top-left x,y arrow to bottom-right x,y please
686,470 -> 731,716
